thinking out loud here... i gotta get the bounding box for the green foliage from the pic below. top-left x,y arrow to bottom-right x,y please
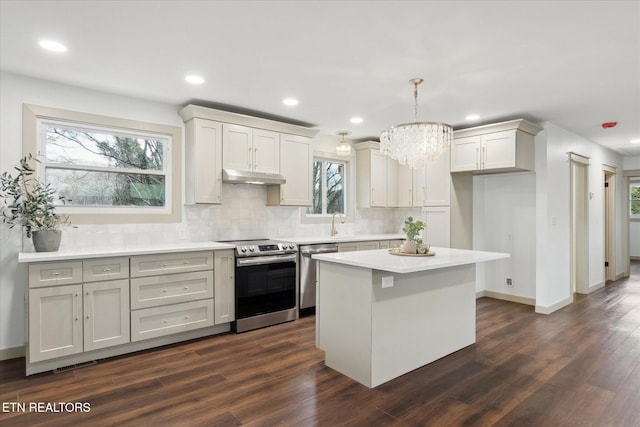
0,154 -> 70,237
402,216 -> 425,242
632,184 -> 640,215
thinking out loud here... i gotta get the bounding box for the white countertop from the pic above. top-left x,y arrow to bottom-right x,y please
312,247 -> 510,274
18,241 -> 236,263
274,233 -> 405,245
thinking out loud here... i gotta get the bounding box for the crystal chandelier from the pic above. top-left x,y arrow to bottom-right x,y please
380,78 -> 453,168
336,131 -> 351,156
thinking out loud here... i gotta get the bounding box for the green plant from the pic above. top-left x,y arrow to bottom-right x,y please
402,216 -> 425,242
0,153 -> 70,238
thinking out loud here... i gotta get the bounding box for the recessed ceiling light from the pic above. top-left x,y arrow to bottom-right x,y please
185,75 -> 204,84
282,98 -> 299,106
465,114 -> 480,121
38,39 -> 67,53
631,139 -> 640,144
350,117 -> 364,124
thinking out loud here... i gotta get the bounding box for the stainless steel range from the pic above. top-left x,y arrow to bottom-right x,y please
224,239 -> 298,333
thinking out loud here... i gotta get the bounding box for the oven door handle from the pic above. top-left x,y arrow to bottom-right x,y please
236,254 -> 297,267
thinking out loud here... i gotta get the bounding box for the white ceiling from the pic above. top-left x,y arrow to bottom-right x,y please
1,0 -> 639,156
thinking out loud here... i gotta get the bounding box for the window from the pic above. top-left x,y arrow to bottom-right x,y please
307,158 -> 346,215
631,180 -> 640,218
24,104 -> 182,224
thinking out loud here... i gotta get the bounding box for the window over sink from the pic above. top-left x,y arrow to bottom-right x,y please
307,158 -> 347,216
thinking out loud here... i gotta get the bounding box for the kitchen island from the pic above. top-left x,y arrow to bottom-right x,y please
312,247 -> 509,388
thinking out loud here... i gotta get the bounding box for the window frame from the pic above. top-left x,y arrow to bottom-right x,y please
306,156 -> 348,217
630,179 -> 640,220
23,104 -> 182,224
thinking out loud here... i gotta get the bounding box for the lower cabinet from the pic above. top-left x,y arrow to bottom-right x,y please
338,241 -> 381,252
29,278 -> 129,362
25,249 -> 234,373
423,207 -> 451,248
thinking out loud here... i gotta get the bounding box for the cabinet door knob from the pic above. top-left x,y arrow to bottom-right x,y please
162,263 -> 168,267
86,315 -> 90,320
184,316 -> 189,320
184,286 -> 189,290
75,317 -> 79,321
162,289 -> 167,293
163,320 -> 168,323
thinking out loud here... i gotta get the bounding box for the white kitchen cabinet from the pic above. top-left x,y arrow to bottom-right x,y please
131,299 -> 214,342
267,134 -> 313,206
214,250 -> 235,325
29,284 -> 83,363
412,145 -> 451,207
130,251 -> 214,278
83,279 -> 130,352
397,164 -> 413,208
130,271 -> 214,310
222,124 -> 280,174
356,141 -> 410,208
451,119 -> 541,174
28,276 -> 129,362
184,118 -> 223,204
422,207 -> 451,248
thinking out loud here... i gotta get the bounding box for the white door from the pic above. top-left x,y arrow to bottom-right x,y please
214,250 -> 235,325
83,279 -> 130,351
424,145 -> 451,206
253,129 -> 280,174
370,151 -> 388,207
571,158 -> 589,294
451,136 -> 480,172
222,123 -> 252,170
29,284 -> 83,363
482,130 -> 516,170
422,207 -> 451,248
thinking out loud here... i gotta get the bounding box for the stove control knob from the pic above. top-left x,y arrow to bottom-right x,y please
249,246 -> 255,252
240,246 -> 247,253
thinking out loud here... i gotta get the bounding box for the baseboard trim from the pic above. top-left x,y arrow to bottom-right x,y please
0,345 -> 25,361
576,281 -> 605,295
476,290 -> 535,306
535,297 -> 573,315
630,256 -> 640,261
615,272 -> 626,280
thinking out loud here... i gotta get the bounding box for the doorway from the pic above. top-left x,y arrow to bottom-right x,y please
603,166 -> 616,282
570,154 -> 589,294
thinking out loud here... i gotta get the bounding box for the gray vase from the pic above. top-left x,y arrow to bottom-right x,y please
32,230 -> 62,252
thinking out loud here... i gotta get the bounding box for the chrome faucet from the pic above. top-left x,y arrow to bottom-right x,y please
330,213 -> 344,236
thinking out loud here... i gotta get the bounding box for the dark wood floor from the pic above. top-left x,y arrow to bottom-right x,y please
1,262 -> 639,426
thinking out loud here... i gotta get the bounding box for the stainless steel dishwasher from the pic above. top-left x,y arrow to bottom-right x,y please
299,243 -> 338,314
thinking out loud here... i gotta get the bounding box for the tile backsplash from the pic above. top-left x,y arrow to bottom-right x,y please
41,184 -> 419,251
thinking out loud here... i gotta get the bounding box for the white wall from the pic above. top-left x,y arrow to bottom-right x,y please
534,122 -> 624,312
623,156 -> 640,170
473,173 -> 537,300
0,71 -> 407,353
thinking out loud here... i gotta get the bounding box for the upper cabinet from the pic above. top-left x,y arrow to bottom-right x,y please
179,105 -> 318,205
412,145 -> 451,207
222,124 -> 280,174
451,119 -> 542,174
267,134 -> 312,206
355,141 -> 412,208
184,118 -> 223,204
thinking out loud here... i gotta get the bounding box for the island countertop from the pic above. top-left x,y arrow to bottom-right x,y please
312,247 -> 509,274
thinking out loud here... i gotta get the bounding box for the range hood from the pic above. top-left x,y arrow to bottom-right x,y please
222,169 -> 286,185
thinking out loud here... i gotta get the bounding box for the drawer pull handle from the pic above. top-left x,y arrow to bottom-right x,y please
184,286 -> 189,290
184,316 -> 189,320
162,289 -> 167,293
53,272 -> 60,276
103,268 -> 111,272
184,261 -> 190,265
163,319 -> 168,323
162,263 -> 168,267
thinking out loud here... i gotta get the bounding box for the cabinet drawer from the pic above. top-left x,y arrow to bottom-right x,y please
131,299 -> 214,342
130,251 -> 214,277
28,261 -> 83,288
83,257 -> 129,282
131,271 -> 214,310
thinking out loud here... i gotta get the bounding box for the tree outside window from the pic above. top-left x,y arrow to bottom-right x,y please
631,181 -> 640,217
307,159 -> 345,215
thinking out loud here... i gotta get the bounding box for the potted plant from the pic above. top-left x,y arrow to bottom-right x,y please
0,153 -> 70,252
401,216 -> 425,254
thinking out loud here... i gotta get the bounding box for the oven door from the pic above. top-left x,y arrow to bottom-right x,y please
235,254 -> 297,319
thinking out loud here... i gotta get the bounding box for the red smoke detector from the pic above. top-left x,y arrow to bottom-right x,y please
601,122 -> 617,129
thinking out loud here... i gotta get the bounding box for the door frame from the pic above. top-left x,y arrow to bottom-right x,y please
603,165 -> 616,282
570,153 -> 589,295
623,170 -> 640,277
